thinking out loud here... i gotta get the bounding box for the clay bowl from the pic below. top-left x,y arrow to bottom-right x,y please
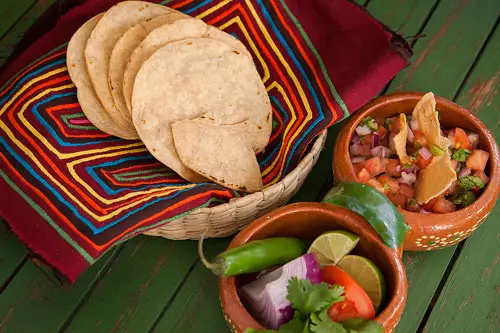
333,92 -> 500,251
219,202 -> 407,333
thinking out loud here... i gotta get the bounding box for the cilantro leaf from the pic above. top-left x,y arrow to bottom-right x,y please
452,191 -> 476,207
458,176 -> 484,191
361,116 -> 378,130
342,318 -> 384,333
451,148 -> 471,162
244,317 -> 306,333
309,310 -> 347,333
287,278 -> 344,315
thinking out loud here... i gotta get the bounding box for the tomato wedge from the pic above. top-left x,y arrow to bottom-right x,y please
454,128 -> 472,150
323,266 -> 375,322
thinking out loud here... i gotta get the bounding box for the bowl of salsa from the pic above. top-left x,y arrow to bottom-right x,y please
333,92 -> 500,251
217,202 -> 407,332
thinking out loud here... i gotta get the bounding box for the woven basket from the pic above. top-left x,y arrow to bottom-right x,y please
144,130 -> 327,240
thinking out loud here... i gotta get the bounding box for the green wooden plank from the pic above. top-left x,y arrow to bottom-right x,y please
422,25 -> 500,333
0,220 -> 27,287
0,0 -> 56,68
0,247 -> 119,332
382,0 -> 500,331
0,0 -> 35,38
63,236 -> 199,332
151,238 -> 231,333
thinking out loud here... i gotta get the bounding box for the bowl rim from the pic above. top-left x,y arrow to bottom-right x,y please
335,91 -> 500,219
218,202 -> 407,332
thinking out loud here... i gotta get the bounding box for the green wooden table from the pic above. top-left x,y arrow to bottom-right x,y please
0,0 -> 499,332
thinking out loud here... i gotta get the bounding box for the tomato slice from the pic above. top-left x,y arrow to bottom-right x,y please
376,125 -> 388,139
386,192 -> 407,208
432,197 -> 456,213
454,128 -> 472,150
385,159 -> 402,177
365,179 -> 386,194
398,183 -> 415,198
323,266 -> 375,322
466,149 -> 489,172
377,175 -> 400,194
423,197 -> 440,211
413,130 -> 429,148
365,157 -> 386,177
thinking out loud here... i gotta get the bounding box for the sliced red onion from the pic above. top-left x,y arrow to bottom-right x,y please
351,132 -> 361,144
351,156 -> 366,164
371,145 -> 392,158
239,253 -> 322,329
356,124 -> 372,136
447,130 -> 456,148
410,118 -> 419,131
407,127 -> 415,143
468,133 -> 479,149
372,132 -> 380,147
399,172 -> 417,185
458,167 -> 471,178
419,147 -> 432,161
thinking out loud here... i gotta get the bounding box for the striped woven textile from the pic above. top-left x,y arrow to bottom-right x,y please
0,0 -> 410,282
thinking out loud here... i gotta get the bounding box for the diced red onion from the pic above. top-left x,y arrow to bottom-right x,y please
410,119 -> 419,131
372,132 -> 380,147
351,156 -> 366,164
420,208 -> 433,214
447,130 -> 456,148
419,147 -> 433,161
239,253 -> 322,329
350,143 -> 370,157
468,133 -> 479,149
402,164 -> 418,174
407,128 -> 415,143
371,145 -> 392,158
356,125 -> 372,136
458,167 -> 471,178
396,165 -> 402,172
351,133 -> 361,144
399,172 -> 417,185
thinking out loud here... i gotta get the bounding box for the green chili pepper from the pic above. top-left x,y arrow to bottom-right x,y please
198,237 -> 309,276
322,182 -> 410,248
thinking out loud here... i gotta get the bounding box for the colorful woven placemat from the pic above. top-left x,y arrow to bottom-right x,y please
0,0 -> 411,282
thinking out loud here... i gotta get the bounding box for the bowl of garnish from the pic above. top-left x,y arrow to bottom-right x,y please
200,202 -> 407,332
333,92 -> 500,251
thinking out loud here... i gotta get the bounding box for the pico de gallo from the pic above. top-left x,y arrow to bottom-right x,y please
350,113 -> 490,213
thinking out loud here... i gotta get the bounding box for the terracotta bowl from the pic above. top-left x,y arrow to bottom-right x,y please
333,92 -> 500,251
219,202 -> 407,333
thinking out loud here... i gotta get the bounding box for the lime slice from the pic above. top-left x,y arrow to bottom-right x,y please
307,230 -> 360,266
337,255 -> 386,311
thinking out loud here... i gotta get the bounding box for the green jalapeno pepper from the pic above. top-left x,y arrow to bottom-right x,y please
199,237 -> 309,276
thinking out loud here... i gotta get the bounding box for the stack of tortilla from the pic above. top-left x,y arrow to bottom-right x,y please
67,1 -> 272,193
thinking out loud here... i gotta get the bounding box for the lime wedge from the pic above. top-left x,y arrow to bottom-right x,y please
307,230 -> 360,266
337,255 -> 386,311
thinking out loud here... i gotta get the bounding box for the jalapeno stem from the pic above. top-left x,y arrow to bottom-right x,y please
198,233 -> 226,275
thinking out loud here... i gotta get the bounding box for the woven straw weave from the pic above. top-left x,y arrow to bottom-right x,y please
144,130 -> 327,240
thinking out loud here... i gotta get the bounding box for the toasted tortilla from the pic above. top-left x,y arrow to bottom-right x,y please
123,20 -> 251,113
412,92 -> 450,152
109,11 -> 188,125
393,114 -> 410,165
85,1 -> 171,139
132,38 -> 270,182
171,120 -> 263,192
66,14 -> 135,139
415,155 -> 456,204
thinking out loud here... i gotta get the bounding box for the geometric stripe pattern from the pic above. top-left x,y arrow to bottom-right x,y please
0,0 -> 347,262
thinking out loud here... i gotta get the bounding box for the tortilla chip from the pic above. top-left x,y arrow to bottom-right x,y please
393,114 -> 410,165
415,155 -> 456,204
412,92 -> 450,152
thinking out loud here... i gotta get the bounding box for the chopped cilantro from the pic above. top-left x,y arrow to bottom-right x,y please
309,310 -> 346,333
431,144 -> 445,156
458,176 -> 484,191
361,116 -> 378,130
343,318 -> 385,333
451,148 -> 471,162
452,191 -> 476,207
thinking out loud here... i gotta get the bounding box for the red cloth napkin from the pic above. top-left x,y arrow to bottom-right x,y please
0,0 -> 411,282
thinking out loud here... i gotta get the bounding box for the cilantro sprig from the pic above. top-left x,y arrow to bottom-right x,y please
245,278 -> 383,333
458,176 -> 484,191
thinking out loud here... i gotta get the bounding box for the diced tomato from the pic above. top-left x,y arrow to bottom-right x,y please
466,149 -> 489,171
376,125 -> 388,139
352,163 -> 362,175
323,266 -> 375,322
365,157 -> 386,177
359,134 -> 374,147
366,179 -> 386,194
423,197 -> 440,211
398,183 -> 415,198
416,149 -> 433,169
473,170 -> 489,185
357,168 -> 372,183
413,130 -> 429,148
406,199 -> 421,212
432,197 -> 456,213
450,159 -> 459,171
389,117 -> 401,134
387,192 -> 408,208
454,128 -> 472,150
378,175 -> 400,194
386,159 -> 402,177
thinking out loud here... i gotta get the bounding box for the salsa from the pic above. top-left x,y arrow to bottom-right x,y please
350,115 -> 490,213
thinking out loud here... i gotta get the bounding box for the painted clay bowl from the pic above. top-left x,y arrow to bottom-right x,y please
219,202 -> 407,333
333,92 -> 500,251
